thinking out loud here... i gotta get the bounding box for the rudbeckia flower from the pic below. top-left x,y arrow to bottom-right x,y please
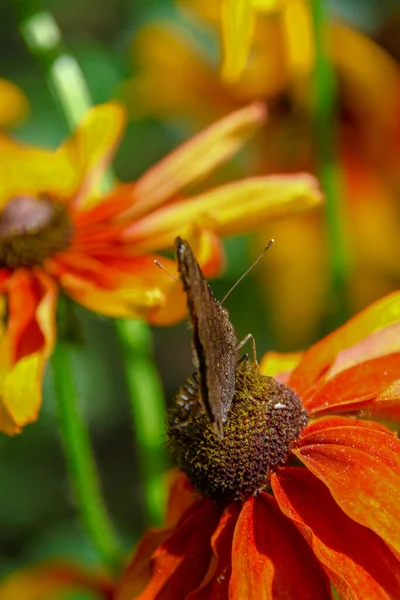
129,0 -> 400,348
0,102 -> 322,435
0,78 -> 29,129
115,291 -> 400,599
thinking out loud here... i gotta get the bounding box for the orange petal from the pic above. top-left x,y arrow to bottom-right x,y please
116,472 -> 198,600
0,562 -> 113,600
124,174 -> 322,253
300,416 -> 395,440
0,78 -> 29,128
57,103 -> 126,209
292,426 -> 400,553
129,103 -> 266,221
0,270 -> 57,435
326,322 -> 400,380
289,291 -> 400,398
164,470 -> 199,528
221,0 -> 256,82
260,350 -> 303,384
272,467 -> 400,599
189,503 -> 240,599
52,253 -> 187,325
302,353 -> 400,418
229,494 -> 330,599
135,500 -> 222,600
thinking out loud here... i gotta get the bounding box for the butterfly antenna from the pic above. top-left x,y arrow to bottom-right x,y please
154,260 -> 180,284
220,239 -> 274,305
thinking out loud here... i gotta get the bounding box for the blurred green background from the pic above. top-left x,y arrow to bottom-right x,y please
1,0 -> 400,595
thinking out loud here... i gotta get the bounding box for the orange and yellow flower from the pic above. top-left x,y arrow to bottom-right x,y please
0,561 -> 113,600
0,102 -> 322,434
115,291 -> 400,599
129,0 -> 400,349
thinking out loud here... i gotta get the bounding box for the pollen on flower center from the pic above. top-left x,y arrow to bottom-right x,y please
0,195 -> 73,268
167,361 -> 308,503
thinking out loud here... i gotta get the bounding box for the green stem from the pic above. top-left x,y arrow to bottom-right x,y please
310,0 -> 350,322
17,1 -> 167,527
117,320 -> 167,526
52,343 -> 122,570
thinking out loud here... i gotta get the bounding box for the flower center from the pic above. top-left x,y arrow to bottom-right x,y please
0,195 -> 73,268
167,361 -> 308,503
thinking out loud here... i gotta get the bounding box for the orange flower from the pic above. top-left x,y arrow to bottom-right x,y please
115,292 -> 400,599
0,102 -> 322,434
129,1 -> 400,348
0,78 -> 29,129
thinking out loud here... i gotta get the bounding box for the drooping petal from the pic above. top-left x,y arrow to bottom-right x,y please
49,252 -> 187,325
128,103 -> 266,220
0,78 -> 29,128
221,0 -> 256,82
0,561 -> 113,600
124,174 -> 322,253
164,471 -> 199,528
292,426 -> 400,553
135,499 -> 222,600
260,350 -> 303,384
116,472 -> 198,600
288,291 -> 400,397
302,353 -> 400,418
57,103 -> 126,209
0,270 -> 57,434
189,504 -> 240,600
229,495 -> 331,599
272,467 -> 400,600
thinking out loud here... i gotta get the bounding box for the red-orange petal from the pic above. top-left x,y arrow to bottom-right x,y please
0,270 -> 57,434
288,291 -> 400,397
189,503 -> 241,600
300,416 -> 395,440
135,499 -> 222,600
272,467 -> 400,599
229,494 -> 331,599
49,252 -> 187,325
292,427 -> 400,553
302,352 -> 400,418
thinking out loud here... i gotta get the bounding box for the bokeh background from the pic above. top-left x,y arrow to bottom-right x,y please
1,0 -> 400,595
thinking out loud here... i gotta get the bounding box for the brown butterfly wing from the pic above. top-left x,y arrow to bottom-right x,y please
176,237 -> 238,438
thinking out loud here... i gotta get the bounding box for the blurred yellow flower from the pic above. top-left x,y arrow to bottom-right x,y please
0,78 -> 29,129
0,561 -> 113,600
0,101 -> 322,434
129,0 -> 400,349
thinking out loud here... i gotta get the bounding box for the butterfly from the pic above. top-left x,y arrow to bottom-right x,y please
176,236 -> 242,439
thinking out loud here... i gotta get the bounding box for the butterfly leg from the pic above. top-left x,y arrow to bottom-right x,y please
237,333 -> 258,364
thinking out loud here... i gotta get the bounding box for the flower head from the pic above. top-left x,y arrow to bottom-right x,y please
116,292 -> 400,599
0,102 -> 322,434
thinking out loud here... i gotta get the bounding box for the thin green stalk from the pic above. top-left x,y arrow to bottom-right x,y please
310,0 -> 350,322
117,320 -> 167,526
16,3 -> 167,527
52,343 -> 122,570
